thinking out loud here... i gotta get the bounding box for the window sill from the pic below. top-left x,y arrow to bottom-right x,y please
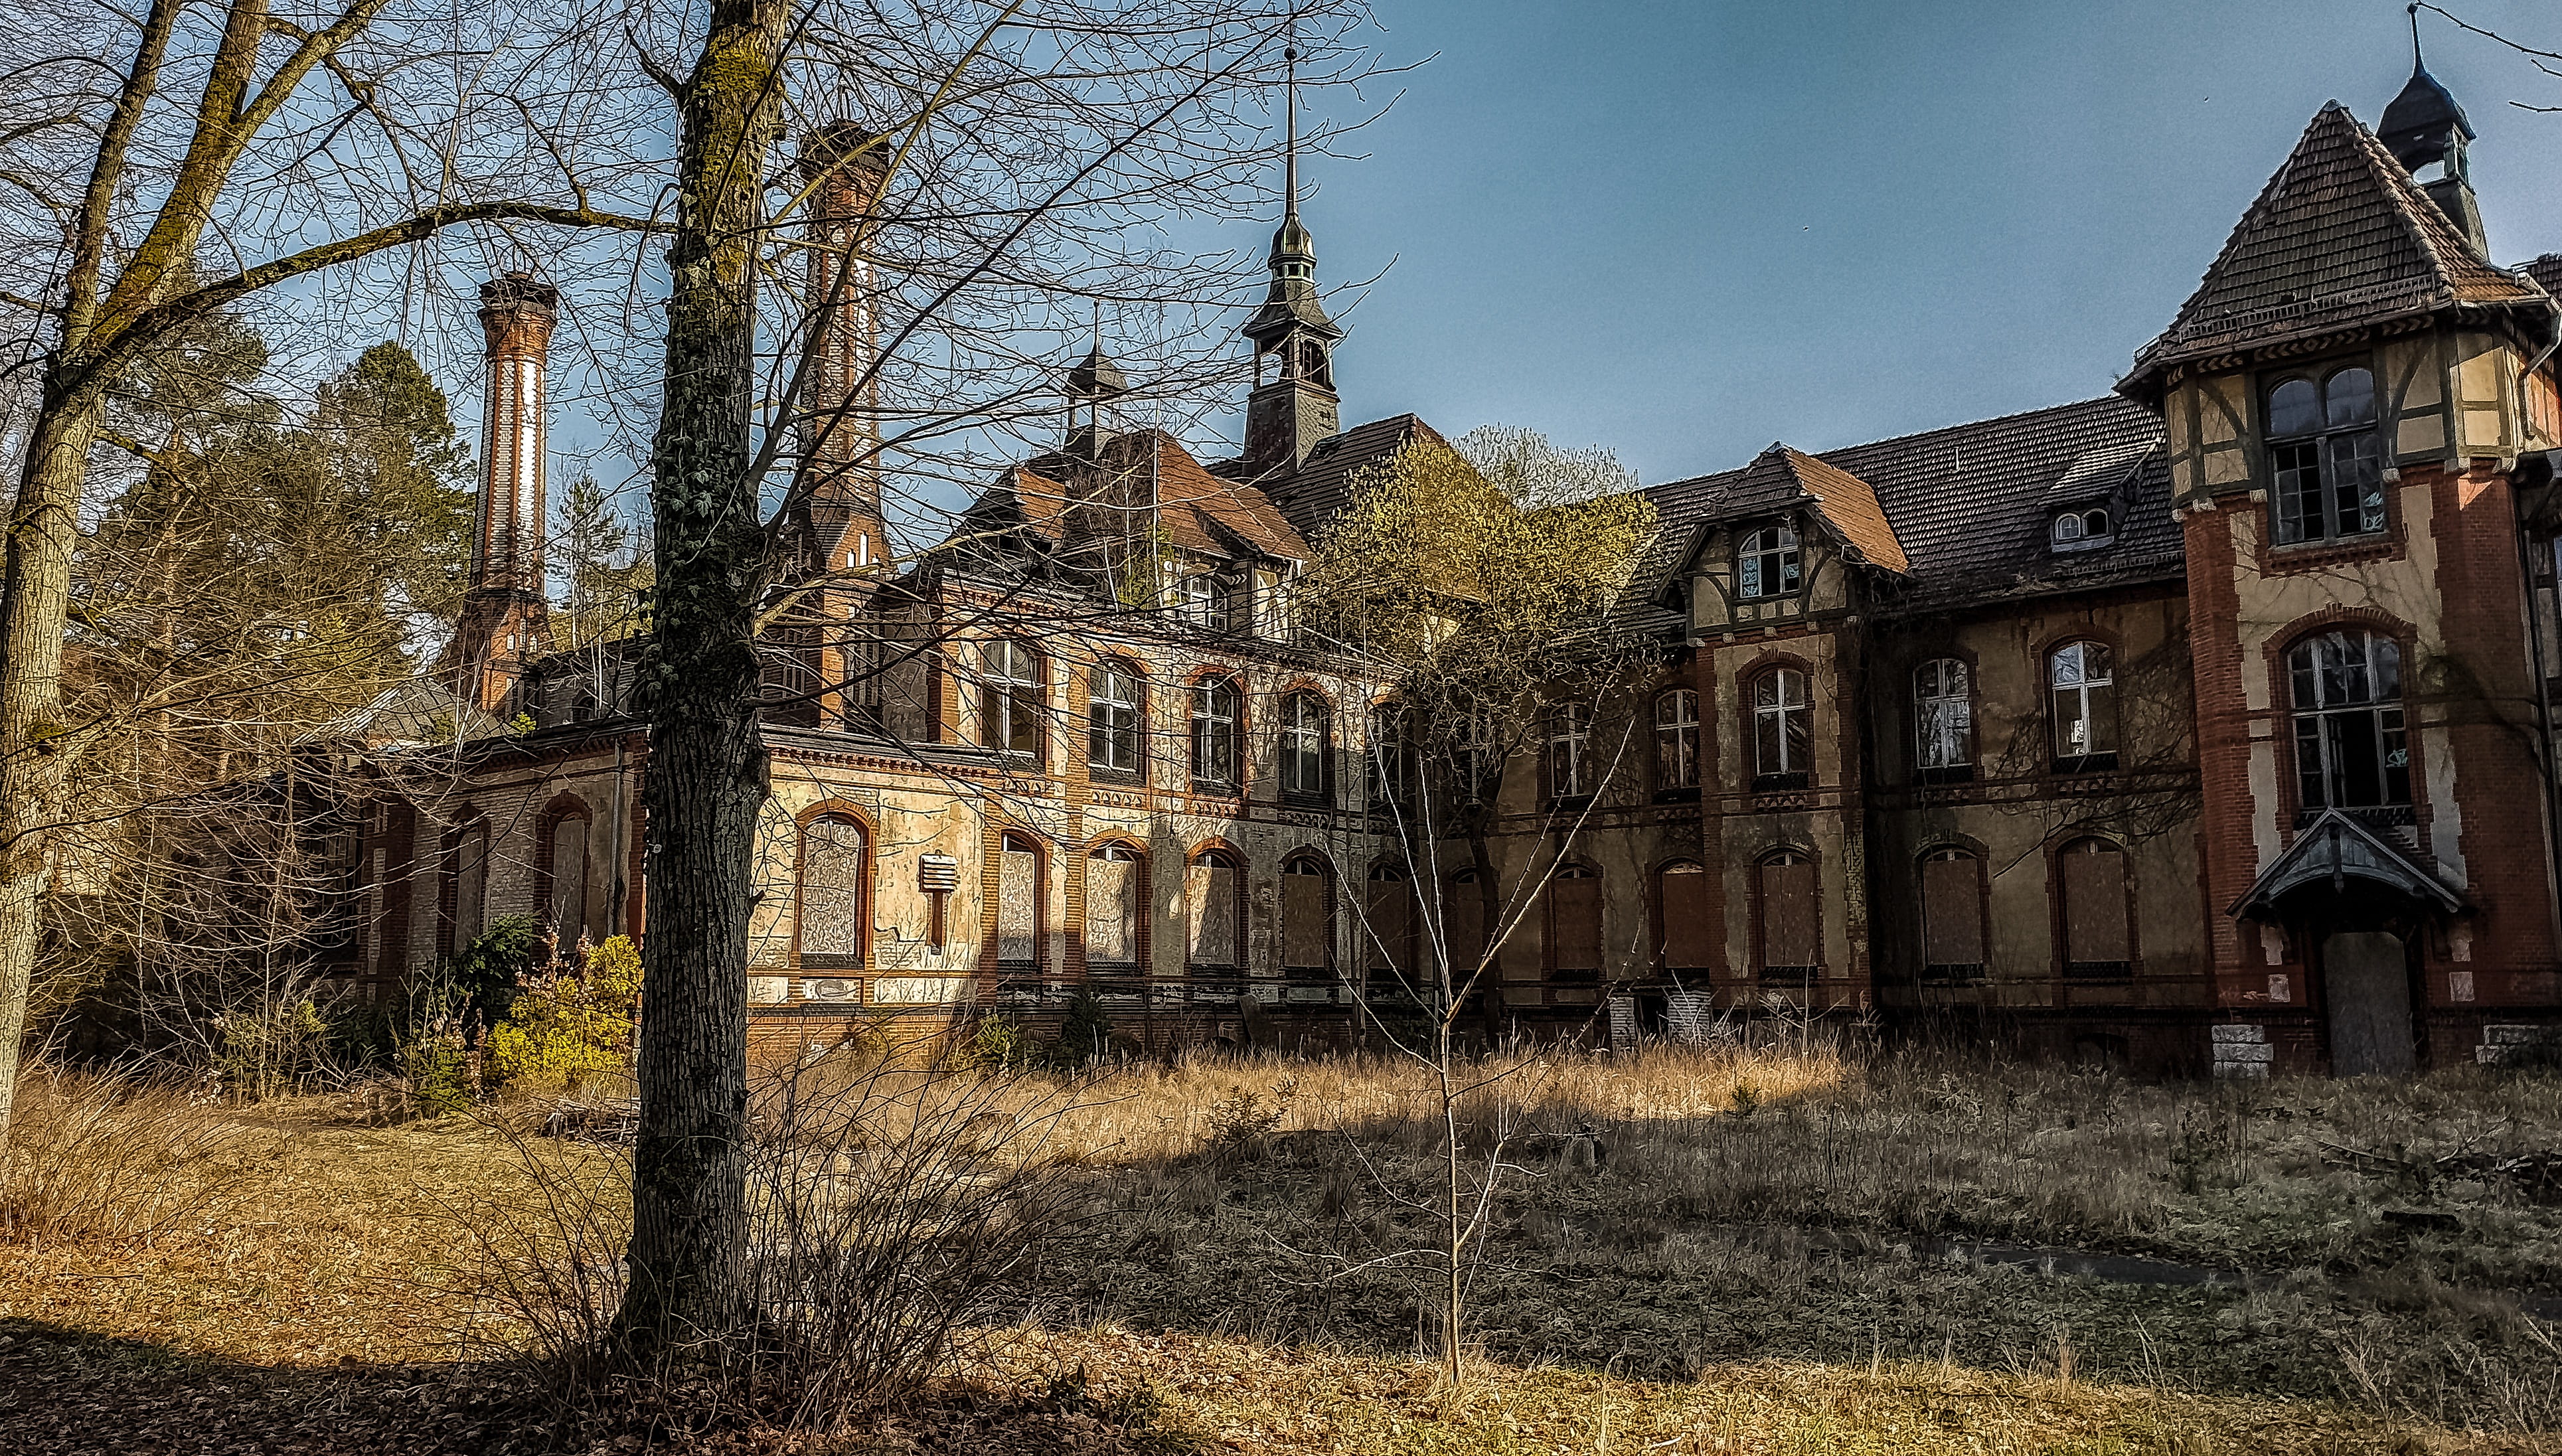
1281,791 -> 1336,811
2264,531 -> 2395,573
1652,785 -> 1702,803
1189,780 -> 1241,797
1548,967 -> 1601,984
1914,765 -> 1974,786
1752,772 -> 1810,793
1089,766 -> 1147,788
799,953 -> 864,971
2062,961 -> 2132,983
2049,755 -> 2119,777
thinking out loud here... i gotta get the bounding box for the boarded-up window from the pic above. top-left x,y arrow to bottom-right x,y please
1920,849 -> 1984,981
1282,856 -> 1330,973
1759,852 -> 1818,977
452,823 -> 490,949
549,813 -> 590,945
1658,861 -> 1712,971
1087,846 -> 1141,968
800,817 -> 867,969
1186,851 -> 1241,971
1449,868 -> 1488,979
997,835 -> 1040,967
2061,838 -> 2130,977
1550,864 -> 1602,979
1365,865 -> 1413,975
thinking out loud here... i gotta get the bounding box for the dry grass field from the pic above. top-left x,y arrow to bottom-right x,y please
3,1039 -> 2559,1453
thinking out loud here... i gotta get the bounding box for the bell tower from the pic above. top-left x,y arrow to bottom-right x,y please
2379,3 -> 2487,255
440,270 -> 558,714
1237,41 -> 1343,479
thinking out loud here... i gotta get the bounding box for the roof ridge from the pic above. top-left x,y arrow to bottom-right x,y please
1654,396 -> 2129,491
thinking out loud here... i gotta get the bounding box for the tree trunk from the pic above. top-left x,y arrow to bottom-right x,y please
0,381 -> 109,1147
613,0 -> 787,1359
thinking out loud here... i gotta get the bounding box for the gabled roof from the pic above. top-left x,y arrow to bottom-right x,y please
1704,445 -> 1910,574
1644,396 -> 2176,616
939,432 -> 1310,578
2122,104 -> 2545,397
2229,809 -> 2466,920
309,678 -> 503,750
1213,413 -> 1445,544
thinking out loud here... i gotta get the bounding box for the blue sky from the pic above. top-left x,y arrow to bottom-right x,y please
1252,0 -> 2562,484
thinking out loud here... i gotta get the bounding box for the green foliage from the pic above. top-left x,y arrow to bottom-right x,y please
509,711 -> 537,735
399,1025 -> 474,1116
484,936 -> 641,1094
554,473 -> 653,653
1052,988 -> 1115,1067
209,998 -> 331,1099
952,1015 -> 1038,1071
450,916 -> 546,1031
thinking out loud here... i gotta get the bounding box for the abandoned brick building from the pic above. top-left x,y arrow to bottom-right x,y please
341,56 -> 2562,1074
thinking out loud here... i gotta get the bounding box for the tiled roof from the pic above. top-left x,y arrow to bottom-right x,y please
1644,395 -> 2176,616
943,432 -> 1310,571
2521,254 -> 2562,301
2124,104 -> 2544,394
1708,445 -> 1911,574
1212,413 -> 1444,543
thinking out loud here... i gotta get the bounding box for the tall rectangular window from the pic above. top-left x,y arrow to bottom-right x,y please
1654,690 -> 1700,791
1759,852 -> 1818,983
1920,849 -> 1984,984
2267,367 -> 2383,546
1914,659 -> 1972,779
2060,839 -> 2131,981
984,639 -> 1042,756
1752,669 -> 1811,787
1088,663 -> 1141,774
997,835 -> 1041,969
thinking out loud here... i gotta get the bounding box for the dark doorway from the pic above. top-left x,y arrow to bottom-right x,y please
2322,931 -> 2416,1076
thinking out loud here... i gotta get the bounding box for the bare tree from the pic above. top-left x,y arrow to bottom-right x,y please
1299,425 -> 1656,1383
0,0 -> 667,1147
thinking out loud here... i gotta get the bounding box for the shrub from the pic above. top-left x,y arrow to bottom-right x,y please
1052,987 -> 1113,1067
485,936 -> 641,1095
210,997 -> 332,1099
952,1014 -> 1038,1071
451,915 -> 547,1030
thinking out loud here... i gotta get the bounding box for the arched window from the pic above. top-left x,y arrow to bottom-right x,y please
2051,507 -> 2112,546
995,831 -> 1043,971
1085,843 -> 1144,973
1186,847 -> 1244,975
983,638 -> 1044,756
2269,365 -> 2383,545
1280,691 -> 1332,801
1189,675 -> 1241,789
1178,570 -> 1235,633
1656,860 -> 1712,975
1546,701 -> 1593,799
540,799 -> 594,948
1367,703 -> 1413,809
1364,863 -> 1415,980
1548,862 -> 1603,982
2288,629 -> 2409,811
1757,850 -> 1818,985
798,815 -> 869,970
2048,641 -> 2117,771
2058,838 -> 2132,982
1654,688 -> 1700,792
445,819 -> 491,954
1737,524 -> 1801,600
1751,668 -> 1811,787
1919,847 -> 1985,985
1088,661 -> 1143,775
1914,658 -> 1973,780
1281,853 -> 1334,979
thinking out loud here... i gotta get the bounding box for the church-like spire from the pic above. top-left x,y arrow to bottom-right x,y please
2379,3 -> 2487,254
1238,33 -> 1344,478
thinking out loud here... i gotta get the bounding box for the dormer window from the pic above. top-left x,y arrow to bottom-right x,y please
2267,365 -> 2382,545
1178,570 -> 1236,633
1737,524 -> 1801,600
2051,506 -> 2113,548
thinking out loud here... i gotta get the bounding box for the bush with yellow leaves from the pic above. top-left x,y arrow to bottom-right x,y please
484,935 -> 640,1095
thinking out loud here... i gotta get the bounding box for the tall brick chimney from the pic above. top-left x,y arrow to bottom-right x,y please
791,122 -> 890,576
440,270 -> 558,714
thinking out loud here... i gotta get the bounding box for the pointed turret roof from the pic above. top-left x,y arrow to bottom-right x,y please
2120,104 -> 2543,400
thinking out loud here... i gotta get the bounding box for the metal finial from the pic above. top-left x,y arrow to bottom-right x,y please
2410,3 -> 2424,72
1282,25 -> 1299,222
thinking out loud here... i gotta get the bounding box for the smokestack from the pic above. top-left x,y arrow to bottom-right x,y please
475,271 -> 558,594
793,122 -> 889,573
439,270 -> 559,714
